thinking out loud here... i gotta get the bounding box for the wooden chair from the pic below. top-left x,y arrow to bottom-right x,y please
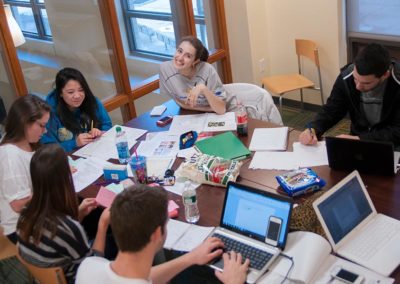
16,251 -> 67,284
0,226 -> 17,260
262,39 -> 324,112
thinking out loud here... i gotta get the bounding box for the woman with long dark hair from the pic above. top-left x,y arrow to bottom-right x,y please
41,67 -> 112,151
0,95 -> 50,243
159,36 -> 227,114
17,144 -> 109,283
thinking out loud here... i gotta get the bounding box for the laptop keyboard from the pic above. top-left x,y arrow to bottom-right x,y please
346,217 -> 400,260
213,233 -> 274,270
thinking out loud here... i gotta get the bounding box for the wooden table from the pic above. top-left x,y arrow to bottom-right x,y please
79,100 -> 400,281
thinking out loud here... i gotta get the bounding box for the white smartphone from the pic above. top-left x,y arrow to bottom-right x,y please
331,266 -> 364,284
265,216 -> 282,246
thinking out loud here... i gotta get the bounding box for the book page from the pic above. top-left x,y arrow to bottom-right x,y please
259,231 -> 331,284
164,219 -> 191,250
172,224 -> 215,252
249,127 -> 288,151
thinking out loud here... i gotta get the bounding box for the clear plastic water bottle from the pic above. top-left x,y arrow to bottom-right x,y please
182,181 -> 200,223
115,126 -> 130,164
236,103 -> 248,136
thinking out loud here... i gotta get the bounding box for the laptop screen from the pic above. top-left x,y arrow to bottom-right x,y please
221,183 -> 292,247
316,176 -> 373,244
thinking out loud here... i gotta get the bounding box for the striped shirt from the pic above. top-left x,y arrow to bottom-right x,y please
17,215 -> 92,284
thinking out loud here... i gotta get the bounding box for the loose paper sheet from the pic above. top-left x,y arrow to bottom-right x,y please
249,142 -> 328,170
74,126 -> 147,160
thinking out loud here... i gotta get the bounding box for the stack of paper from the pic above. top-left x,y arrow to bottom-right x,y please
249,127 -> 288,151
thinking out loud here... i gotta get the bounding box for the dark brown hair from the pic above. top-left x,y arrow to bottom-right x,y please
179,36 -> 209,62
110,185 -> 168,252
17,144 -> 79,242
1,95 -> 50,148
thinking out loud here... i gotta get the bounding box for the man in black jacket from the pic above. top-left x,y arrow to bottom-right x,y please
299,43 -> 400,147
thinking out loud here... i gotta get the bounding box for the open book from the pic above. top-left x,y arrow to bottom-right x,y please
164,219 -> 214,251
258,231 -> 393,283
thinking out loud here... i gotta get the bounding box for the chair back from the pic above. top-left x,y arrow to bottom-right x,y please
224,83 -> 283,125
16,251 -> 67,284
295,39 -> 320,67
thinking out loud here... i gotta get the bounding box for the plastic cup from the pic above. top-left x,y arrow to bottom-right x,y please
129,156 -> 147,184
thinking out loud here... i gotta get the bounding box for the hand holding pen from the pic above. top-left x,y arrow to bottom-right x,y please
299,123 -> 318,145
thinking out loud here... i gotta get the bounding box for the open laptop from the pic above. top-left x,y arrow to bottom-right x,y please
208,182 -> 293,284
325,137 -> 400,175
313,171 -> 400,276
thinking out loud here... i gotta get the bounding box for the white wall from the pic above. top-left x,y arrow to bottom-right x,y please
225,0 -> 347,105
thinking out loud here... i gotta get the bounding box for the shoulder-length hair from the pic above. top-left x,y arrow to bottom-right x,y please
1,95 -> 50,149
179,36 -> 209,62
55,67 -> 99,134
17,144 -> 79,243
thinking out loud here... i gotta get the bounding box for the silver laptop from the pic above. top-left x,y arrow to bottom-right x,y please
313,171 -> 400,276
209,182 -> 293,284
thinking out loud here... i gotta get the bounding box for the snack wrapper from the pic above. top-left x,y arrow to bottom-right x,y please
276,168 -> 325,197
180,153 -> 242,187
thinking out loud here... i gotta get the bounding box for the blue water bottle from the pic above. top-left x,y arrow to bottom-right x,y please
115,126 -> 130,164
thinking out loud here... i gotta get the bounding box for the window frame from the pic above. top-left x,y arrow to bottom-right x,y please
120,0 -> 206,60
4,0 -> 52,41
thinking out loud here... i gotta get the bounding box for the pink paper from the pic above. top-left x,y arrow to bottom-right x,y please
96,186 -> 116,208
168,200 -> 179,212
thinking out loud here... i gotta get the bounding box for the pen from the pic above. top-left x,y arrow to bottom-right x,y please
91,120 -> 93,131
306,123 -> 315,139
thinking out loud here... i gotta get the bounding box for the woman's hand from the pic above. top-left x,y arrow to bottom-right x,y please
89,127 -> 103,139
78,198 -> 98,221
186,84 -> 206,107
76,133 -> 94,147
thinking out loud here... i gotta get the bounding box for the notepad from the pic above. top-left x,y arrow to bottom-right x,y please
249,127 -> 288,151
195,131 -> 251,160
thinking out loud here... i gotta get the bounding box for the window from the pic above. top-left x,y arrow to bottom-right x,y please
346,0 -> 400,62
5,0 -> 52,41
347,0 -> 400,38
120,0 -> 207,59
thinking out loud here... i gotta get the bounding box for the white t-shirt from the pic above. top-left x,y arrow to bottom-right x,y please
76,256 -> 151,284
0,144 -> 33,235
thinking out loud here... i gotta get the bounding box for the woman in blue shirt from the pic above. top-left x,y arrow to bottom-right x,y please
41,67 -> 112,151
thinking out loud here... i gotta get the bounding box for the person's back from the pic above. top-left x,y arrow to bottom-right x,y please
17,144 -> 110,283
76,185 -> 249,284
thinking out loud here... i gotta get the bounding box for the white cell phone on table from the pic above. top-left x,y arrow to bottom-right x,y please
150,105 -> 167,116
330,266 -> 364,284
265,216 -> 282,246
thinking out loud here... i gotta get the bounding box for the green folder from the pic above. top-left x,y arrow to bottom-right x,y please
195,131 -> 251,160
